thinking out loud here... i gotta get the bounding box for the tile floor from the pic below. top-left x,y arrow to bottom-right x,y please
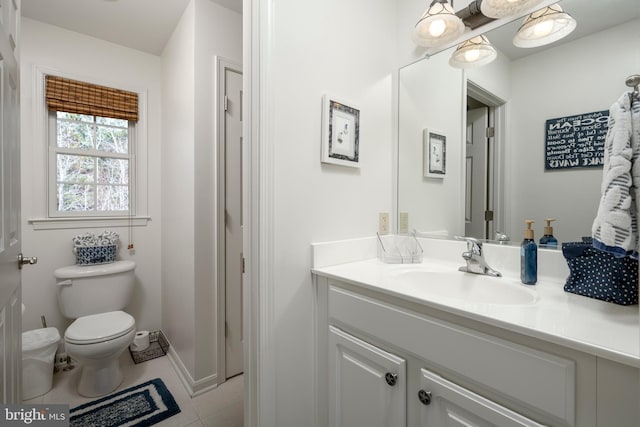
25,352 -> 244,427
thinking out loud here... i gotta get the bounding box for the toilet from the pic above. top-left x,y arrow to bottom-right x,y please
54,260 -> 136,397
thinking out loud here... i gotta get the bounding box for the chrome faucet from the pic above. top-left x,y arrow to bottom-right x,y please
455,236 -> 502,277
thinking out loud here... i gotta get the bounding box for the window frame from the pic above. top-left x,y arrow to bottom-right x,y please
28,67 -> 150,230
47,111 -> 137,218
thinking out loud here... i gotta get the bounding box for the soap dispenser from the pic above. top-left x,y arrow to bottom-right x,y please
521,220 -> 537,285
539,218 -> 558,249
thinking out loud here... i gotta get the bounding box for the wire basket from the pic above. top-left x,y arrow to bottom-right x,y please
129,331 -> 170,364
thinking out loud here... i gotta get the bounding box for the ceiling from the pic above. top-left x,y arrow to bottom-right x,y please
21,0 -> 639,59
21,0 -> 243,56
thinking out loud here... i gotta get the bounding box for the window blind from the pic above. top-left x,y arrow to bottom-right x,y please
45,75 -> 138,121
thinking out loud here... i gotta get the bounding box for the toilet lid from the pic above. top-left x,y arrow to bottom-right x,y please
65,311 -> 135,344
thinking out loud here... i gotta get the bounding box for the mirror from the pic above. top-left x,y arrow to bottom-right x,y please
398,0 -> 640,245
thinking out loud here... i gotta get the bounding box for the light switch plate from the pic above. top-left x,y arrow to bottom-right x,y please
379,212 -> 389,235
399,212 -> 409,234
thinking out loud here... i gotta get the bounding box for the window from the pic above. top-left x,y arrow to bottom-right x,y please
49,111 -> 135,216
44,75 -> 139,218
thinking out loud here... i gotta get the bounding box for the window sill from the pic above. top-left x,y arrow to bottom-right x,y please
28,216 -> 150,230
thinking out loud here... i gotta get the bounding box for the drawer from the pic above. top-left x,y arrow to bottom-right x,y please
328,285 -> 576,426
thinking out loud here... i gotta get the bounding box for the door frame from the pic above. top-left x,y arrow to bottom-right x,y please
216,56 -> 243,382
465,80 -> 507,240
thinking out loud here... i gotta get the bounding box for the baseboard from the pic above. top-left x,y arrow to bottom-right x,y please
166,346 -> 220,397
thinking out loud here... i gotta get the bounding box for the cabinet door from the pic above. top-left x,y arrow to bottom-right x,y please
418,369 -> 545,427
329,326 -> 406,427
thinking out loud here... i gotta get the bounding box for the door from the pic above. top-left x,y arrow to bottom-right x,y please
0,0 -> 24,403
465,106 -> 489,239
224,66 -> 243,379
329,326 -> 406,427
418,369 -> 544,426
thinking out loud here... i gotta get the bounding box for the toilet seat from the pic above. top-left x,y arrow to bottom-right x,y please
65,311 -> 135,345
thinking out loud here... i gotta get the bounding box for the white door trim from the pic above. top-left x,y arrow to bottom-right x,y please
215,56 -> 242,382
244,0 -> 277,426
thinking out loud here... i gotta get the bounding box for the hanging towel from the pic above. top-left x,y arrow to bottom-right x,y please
592,92 -> 640,258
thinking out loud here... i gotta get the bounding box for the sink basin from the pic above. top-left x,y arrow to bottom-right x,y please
389,270 -> 537,306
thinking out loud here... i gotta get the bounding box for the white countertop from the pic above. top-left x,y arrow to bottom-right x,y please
313,254 -> 639,368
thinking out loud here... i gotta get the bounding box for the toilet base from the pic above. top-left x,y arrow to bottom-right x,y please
77,359 -> 123,397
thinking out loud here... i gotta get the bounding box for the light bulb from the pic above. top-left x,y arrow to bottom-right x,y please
464,48 -> 481,62
429,19 -> 446,37
533,19 -> 553,37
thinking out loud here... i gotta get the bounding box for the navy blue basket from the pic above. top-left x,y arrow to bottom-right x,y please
562,242 -> 638,305
75,245 -> 116,265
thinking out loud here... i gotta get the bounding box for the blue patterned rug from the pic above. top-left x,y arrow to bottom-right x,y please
70,378 -> 181,427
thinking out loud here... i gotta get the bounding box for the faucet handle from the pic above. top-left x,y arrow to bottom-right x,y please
454,236 -> 483,254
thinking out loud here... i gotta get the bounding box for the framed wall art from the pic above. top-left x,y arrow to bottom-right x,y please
321,94 -> 360,168
423,128 -> 446,178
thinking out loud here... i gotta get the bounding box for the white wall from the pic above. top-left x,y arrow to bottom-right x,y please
19,18 -> 163,335
161,0 -> 197,381
507,20 -> 640,243
161,0 -> 242,390
264,0 -> 396,423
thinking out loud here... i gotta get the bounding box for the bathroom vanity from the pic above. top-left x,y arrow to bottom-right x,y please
312,237 -> 639,427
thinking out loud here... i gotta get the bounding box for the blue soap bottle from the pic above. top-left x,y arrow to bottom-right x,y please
521,220 -> 537,285
539,218 -> 558,249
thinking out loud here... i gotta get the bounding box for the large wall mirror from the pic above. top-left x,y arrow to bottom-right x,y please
398,0 -> 640,245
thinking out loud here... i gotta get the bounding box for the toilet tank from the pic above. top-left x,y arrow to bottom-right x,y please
54,260 -> 136,319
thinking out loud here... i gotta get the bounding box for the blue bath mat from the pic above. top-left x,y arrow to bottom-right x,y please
69,378 -> 180,427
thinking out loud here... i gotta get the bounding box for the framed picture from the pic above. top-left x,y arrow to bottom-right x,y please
423,128 -> 446,178
321,94 -> 360,168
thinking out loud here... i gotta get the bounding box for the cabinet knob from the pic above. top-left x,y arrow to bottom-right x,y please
418,389 -> 432,406
384,372 -> 398,386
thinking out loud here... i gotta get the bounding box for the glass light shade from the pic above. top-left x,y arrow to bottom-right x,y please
449,35 -> 498,68
480,0 -> 546,19
513,4 -> 577,48
412,0 -> 466,48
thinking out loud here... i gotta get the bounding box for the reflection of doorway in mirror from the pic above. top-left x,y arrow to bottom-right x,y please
466,82 -> 507,242
465,104 -> 490,240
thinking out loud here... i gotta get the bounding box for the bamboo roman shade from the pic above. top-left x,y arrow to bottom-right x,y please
45,75 -> 138,121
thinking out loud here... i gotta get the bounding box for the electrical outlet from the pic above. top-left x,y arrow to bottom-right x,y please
399,212 -> 409,234
379,212 -> 389,235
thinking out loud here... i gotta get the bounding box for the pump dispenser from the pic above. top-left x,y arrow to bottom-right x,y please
539,218 -> 558,249
521,220 -> 537,285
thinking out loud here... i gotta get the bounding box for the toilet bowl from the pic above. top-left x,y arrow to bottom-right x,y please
64,311 -> 136,397
54,260 -> 137,397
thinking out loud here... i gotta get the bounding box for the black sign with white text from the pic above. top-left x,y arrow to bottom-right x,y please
545,110 -> 609,170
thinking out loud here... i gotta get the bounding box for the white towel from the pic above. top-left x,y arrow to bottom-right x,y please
592,92 -> 640,258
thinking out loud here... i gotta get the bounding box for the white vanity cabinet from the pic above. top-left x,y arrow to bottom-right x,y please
328,326 -> 406,427
315,275 -> 639,427
418,368 -> 544,426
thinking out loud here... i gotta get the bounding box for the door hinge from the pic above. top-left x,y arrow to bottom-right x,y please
224,95 -> 229,112
225,321 -> 228,337
241,256 -> 245,274
486,126 -> 495,138
484,210 -> 494,221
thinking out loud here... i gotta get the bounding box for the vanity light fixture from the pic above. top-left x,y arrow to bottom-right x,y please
412,0 -> 466,48
480,0 -> 547,19
513,3 -> 576,48
449,35 -> 497,68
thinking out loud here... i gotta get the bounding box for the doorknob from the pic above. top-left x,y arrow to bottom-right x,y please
18,253 -> 38,269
